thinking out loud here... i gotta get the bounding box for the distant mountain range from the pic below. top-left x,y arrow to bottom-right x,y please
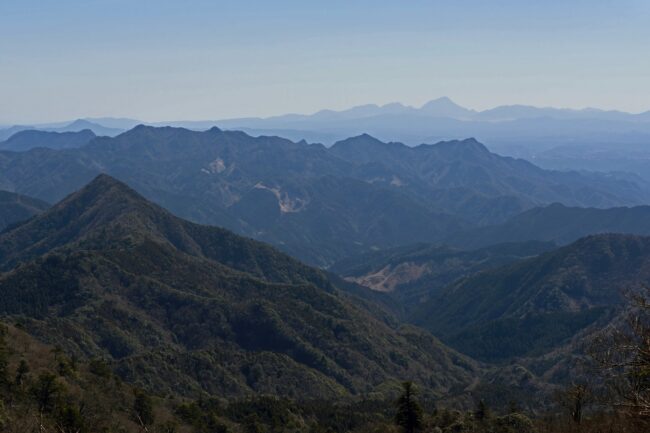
448,203 -> 650,249
0,129 -> 97,151
0,119 -> 124,141
0,126 -> 648,266
3,99 -> 650,181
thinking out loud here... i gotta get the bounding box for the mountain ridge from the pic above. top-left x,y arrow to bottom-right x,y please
0,129 -> 96,151
447,202 -> 650,250
0,126 -> 648,265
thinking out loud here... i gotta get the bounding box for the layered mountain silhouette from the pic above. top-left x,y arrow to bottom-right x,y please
49,119 -> 124,136
1,126 -> 648,265
5,97 -> 650,177
0,190 -> 49,230
0,119 -> 124,142
0,174 -> 479,398
328,134 -> 648,223
448,203 -> 650,249
208,99 -> 650,181
0,129 -> 96,151
0,125 -> 34,141
212,98 -> 650,154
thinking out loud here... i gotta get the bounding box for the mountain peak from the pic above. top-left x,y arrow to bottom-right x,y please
419,97 -> 473,118
330,133 -> 393,153
0,174 -> 158,268
85,173 -> 128,190
66,119 -> 97,128
421,96 -> 456,107
336,133 -> 383,145
56,173 -> 155,218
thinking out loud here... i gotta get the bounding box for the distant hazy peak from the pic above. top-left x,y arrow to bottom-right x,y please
66,119 -> 100,129
419,97 -> 474,117
333,133 -> 384,145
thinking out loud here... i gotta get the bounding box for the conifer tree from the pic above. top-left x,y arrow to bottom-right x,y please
15,359 -> 29,388
31,372 -> 61,413
474,399 -> 491,421
133,390 -> 155,426
395,381 -> 423,433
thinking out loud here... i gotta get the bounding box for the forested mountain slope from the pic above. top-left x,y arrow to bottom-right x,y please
414,234 -> 650,363
0,190 -> 48,231
0,175 -> 479,399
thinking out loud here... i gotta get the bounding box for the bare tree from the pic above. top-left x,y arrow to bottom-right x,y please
590,288 -> 650,422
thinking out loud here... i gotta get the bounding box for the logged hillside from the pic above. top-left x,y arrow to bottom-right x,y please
0,190 -> 48,231
0,175 -> 479,400
0,126 -> 648,265
414,234 -> 650,363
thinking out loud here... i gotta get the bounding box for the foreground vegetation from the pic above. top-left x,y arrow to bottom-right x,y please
2,318 -> 649,433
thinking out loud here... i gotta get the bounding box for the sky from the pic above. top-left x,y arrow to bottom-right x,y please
1,0 -> 650,124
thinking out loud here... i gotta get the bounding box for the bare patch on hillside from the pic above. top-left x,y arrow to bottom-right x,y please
254,183 -> 309,213
346,262 -> 430,292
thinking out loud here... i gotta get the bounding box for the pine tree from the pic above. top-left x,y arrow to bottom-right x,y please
474,399 -> 491,421
133,390 -> 155,426
15,359 -> 29,388
395,381 -> 423,433
30,372 -> 61,413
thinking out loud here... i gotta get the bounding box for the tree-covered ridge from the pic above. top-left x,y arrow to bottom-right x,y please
0,190 -> 48,232
0,173 -> 329,289
414,234 -> 650,362
0,175 -> 479,400
3,321 -> 642,433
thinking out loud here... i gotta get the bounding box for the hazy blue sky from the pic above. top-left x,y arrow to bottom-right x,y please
2,0 -> 650,123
